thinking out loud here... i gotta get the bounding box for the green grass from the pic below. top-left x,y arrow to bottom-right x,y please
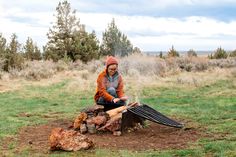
140,79 -> 236,157
0,78 -> 236,156
141,80 -> 236,134
0,80 -> 93,139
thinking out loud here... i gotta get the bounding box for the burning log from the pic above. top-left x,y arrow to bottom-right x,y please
87,115 -> 108,126
49,128 -> 94,151
98,113 -> 122,132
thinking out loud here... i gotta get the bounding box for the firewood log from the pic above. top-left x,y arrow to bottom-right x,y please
97,113 -> 122,132
106,106 -> 126,117
88,115 -> 107,126
106,102 -> 138,117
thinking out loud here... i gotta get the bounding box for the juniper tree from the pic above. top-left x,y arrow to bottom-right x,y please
4,34 -> 24,71
33,45 -> 42,60
24,37 -> 42,61
0,33 -> 7,57
100,18 -> 133,57
44,0 -> 99,62
44,0 -> 79,61
133,47 -> 142,54
167,45 -> 179,57
0,33 -> 7,70
159,51 -> 163,58
24,37 -> 34,60
73,27 -> 99,63
213,47 -> 228,59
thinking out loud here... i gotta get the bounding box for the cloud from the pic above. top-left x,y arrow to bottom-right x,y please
77,12 -> 236,50
0,0 -> 236,51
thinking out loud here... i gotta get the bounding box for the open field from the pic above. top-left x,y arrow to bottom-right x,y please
0,56 -> 236,157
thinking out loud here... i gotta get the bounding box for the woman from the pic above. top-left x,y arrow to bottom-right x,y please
94,56 -> 128,111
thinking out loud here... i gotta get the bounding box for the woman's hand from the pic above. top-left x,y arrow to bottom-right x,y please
113,96 -> 128,103
113,98 -> 120,103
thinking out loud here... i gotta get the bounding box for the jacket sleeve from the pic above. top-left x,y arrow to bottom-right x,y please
97,75 -> 114,102
116,75 -> 125,98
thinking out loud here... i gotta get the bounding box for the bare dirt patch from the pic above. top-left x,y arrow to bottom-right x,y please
14,119 -> 202,154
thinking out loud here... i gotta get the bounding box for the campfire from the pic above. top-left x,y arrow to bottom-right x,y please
49,102 -> 183,151
73,102 -> 142,135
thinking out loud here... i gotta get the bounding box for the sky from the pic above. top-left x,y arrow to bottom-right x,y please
0,0 -> 236,52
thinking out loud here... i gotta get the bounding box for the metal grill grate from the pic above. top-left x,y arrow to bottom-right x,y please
128,104 -> 183,128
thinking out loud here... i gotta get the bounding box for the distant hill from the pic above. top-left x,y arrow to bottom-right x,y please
143,51 -> 213,56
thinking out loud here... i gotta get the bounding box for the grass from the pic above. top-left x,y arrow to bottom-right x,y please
140,79 -> 236,157
142,80 -> 236,136
0,80 -> 94,139
0,73 -> 236,156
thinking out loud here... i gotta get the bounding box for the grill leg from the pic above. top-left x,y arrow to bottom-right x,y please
121,110 -> 145,133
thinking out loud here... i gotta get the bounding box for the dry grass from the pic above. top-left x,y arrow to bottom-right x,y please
209,58 -> 236,68
231,67 -> 236,77
0,54 -> 235,95
119,54 -> 167,76
0,77 -> 23,93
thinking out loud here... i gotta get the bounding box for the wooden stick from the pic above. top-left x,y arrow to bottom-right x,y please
106,102 -> 138,117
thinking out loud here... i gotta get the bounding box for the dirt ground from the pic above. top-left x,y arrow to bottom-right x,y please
12,119 -> 201,154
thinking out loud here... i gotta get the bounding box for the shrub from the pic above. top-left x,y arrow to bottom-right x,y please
19,60 -> 58,80
118,54 -> 166,76
210,47 -> 228,59
229,50 -> 236,57
194,61 -> 208,71
85,60 -> 104,74
208,58 -> 236,68
187,49 -> 197,57
165,57 -> 179,71
159,51 -> 163,58
167,45 -> 179,57
79,70 -> 89,80
56,60 -> 70,72
175,57 -> 209,72
0,58 -> 5,71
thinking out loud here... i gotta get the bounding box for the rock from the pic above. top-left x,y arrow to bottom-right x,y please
90,115 -> 107,126
80,124 -> 87,134
49,128 -> 93,151
73,112 -> 87,129
113,131 -> 122,136
87,123 -> 96,134
81,105 -> 104,115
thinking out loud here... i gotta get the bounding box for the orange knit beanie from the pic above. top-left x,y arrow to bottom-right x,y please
106,56 -> 118,67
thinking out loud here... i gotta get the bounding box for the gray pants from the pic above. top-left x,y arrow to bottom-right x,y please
97,87 -> 125,111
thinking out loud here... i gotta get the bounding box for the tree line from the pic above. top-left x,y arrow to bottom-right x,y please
159,45 -> 236,59
1,1 -> 235,72
0,1 -> 140,71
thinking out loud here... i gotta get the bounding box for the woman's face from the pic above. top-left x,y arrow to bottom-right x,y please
107,64 -> 118,76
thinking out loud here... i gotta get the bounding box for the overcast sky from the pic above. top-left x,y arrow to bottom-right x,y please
0,0 -> 236,51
